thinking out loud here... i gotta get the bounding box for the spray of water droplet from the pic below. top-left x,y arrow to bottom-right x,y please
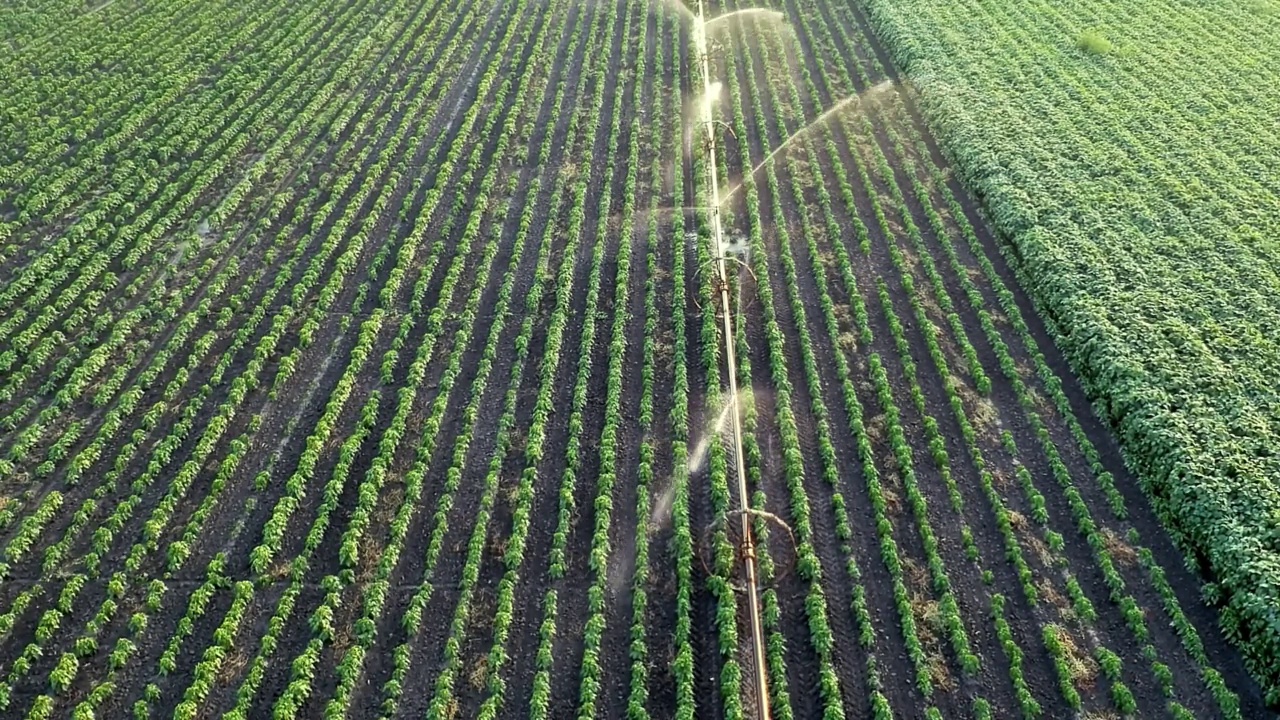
688,401 -> 734,475
655,0 -> 696,22
650,481 -> 676,530
704,8 -> 785,30
721,80 -> 895,207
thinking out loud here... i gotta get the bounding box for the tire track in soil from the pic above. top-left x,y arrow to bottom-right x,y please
684,206 -> 731,711
683,285 -> 722,717
674,11 -> 731,716
738,286 -> 822,720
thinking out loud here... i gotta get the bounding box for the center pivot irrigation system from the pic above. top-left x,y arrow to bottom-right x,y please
683,3 -> 868,716
689,3 -> 785,718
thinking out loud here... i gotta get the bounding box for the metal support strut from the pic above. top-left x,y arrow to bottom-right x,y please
738,510 -> 759,564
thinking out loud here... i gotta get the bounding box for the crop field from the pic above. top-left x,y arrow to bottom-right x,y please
0,0 -> 1273,718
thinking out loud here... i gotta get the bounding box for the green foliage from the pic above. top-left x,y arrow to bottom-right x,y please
1076,29 -> 1114,55
1247,0 -> 1276,15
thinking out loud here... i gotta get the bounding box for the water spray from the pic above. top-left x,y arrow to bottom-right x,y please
720,79 -> 895,207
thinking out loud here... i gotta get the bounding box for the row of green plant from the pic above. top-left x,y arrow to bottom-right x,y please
754,5 -> 1082,716
819,34 -> 1110,716
576,3 -> 648,714
105,1 -> 498,711
258,3 -> 543,717
35,29 -> 456,702
687,42 -> 750,720
329,5 -> 572,718
0,0 -> 382,482
667,21 -> 697,716
819,0 -> 1127,678
728,8 -> 950,712
0,0 -> 377,421
0,0 -> 279,216
0,0 -> 442,572
873,85 -> 1236,715
882,41 -> 1248,719
624,144 -> 665,720
619,9 -> 675,705
0,0 -> 302,321
22,1 -> 476,712
726,191 -> 806,720
763,9 -> 991,697
374,5 -> 603,717
528,3 -> 628,715
713,18 -> 854,716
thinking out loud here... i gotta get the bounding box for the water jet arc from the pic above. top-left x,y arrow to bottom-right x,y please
720,85 -> 891,207
703,8 -> 785,30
